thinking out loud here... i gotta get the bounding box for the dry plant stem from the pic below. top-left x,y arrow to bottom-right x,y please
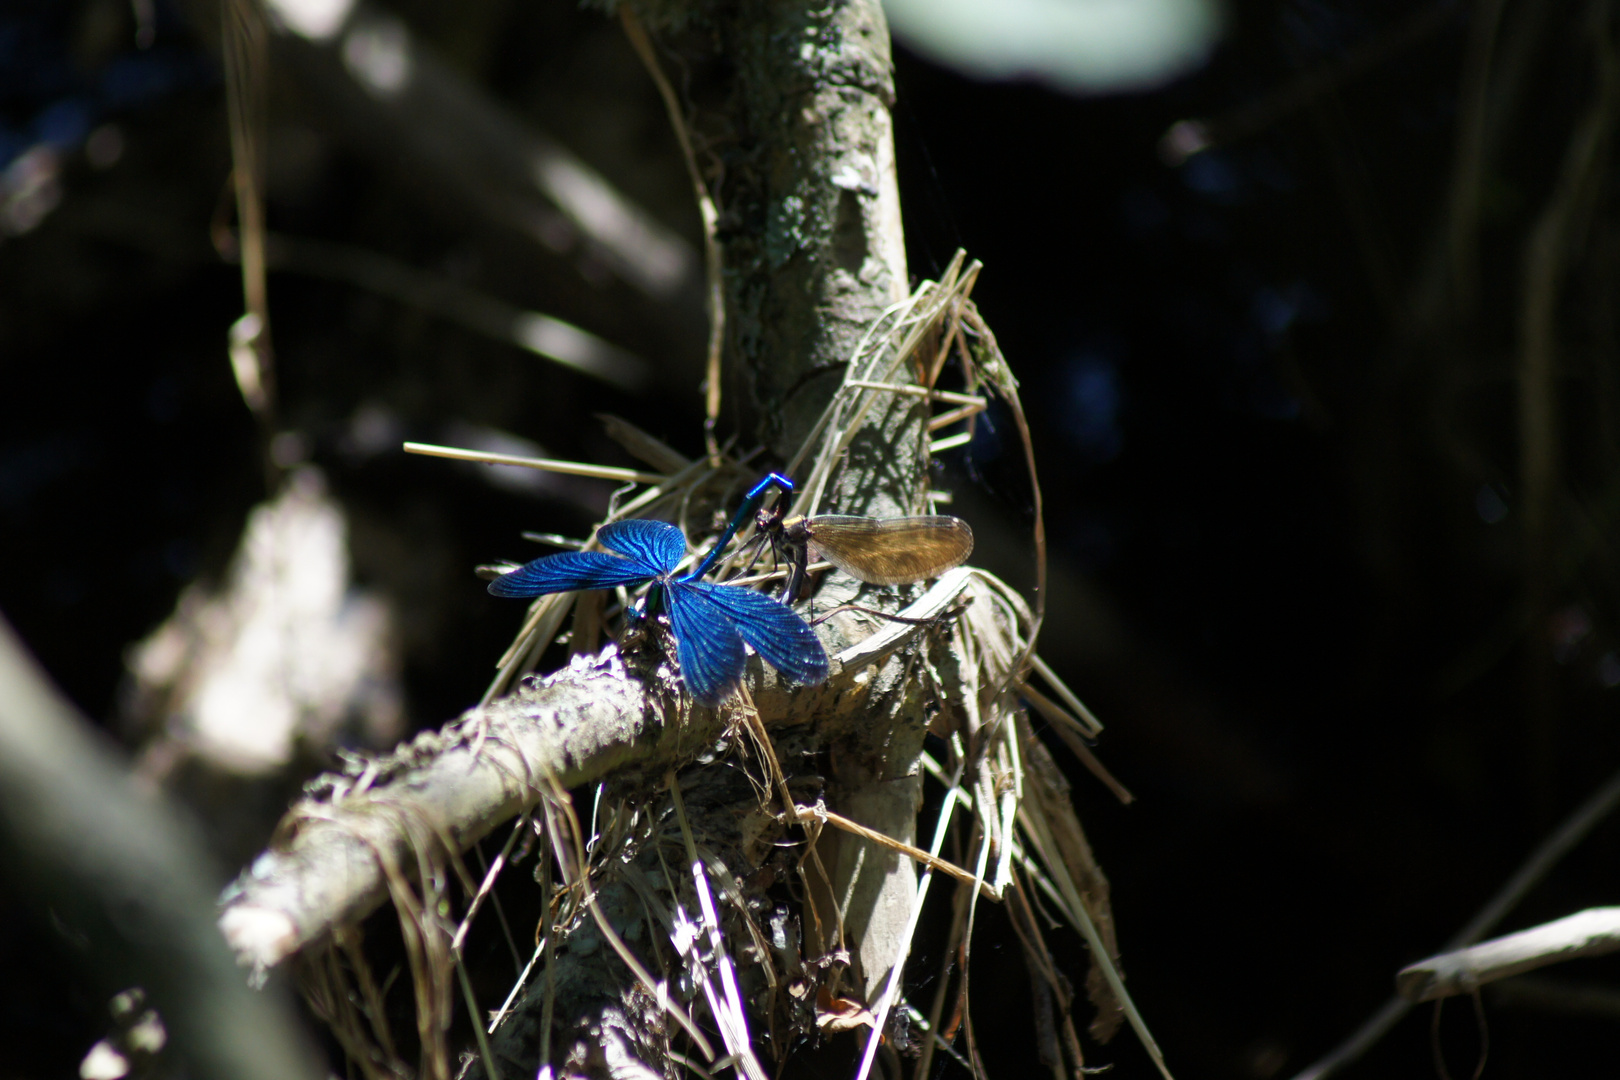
488,593 -> 573,701
915,828 -> 974,1080
668,777 -> 768,1080
403,442 -> 666,486
1004,874 -> 1085,1077
1015,725 -> 1150,1064
1028,652 -> 1104,738
535,814 -> 558,1071
452,814 -> 529,954
302,943 -> 401,1080
1289,763 -> 1620,1080
962,305 -> 1048,683
805,806 -> 996,900
1018,680 -> 1133,804
1398,907 -> 1620,1002
337,929 -> 400,1064
457,959 -> 503,1080
786,253 -> 971,516
956,814 -> 996,1080
618,9 -> 726,442
222,0 -> 275,431
926,402 -> 987,431
1518,15 -> 1619,803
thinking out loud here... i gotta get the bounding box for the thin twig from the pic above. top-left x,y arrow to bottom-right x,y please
799,806 -> 998,901
1289,764 -> 1620,1080
403,442 -> 666,485
1399,907 -> 1620,1001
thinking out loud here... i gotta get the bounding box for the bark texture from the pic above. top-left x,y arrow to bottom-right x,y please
695,0 -> 914,473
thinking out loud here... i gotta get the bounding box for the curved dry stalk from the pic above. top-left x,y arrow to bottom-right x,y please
618,9 -> 727,445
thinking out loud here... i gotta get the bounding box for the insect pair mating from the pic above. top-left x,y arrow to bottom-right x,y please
488,474 -> 973,706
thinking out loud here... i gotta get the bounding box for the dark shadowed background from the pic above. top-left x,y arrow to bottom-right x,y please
5,0 -> 1620,1076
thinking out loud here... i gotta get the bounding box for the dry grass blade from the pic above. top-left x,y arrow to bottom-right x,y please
957,303 -> 1048,684
1019,679 -> 1134,804
842,380 -> 986,407
619,9 -> 727,449
1015,733 -> 1172,1076
852,754 -> 968,1080
598,414 -> 693,474
486,592 -> 573,704
454,959 -> 502,1080
403,442 -> 667,485
926,401 -> 987,431
669,778 -> 769,1080
451,815 -> 528,955
1029,652 -> 1104,738
786,252 -> 978,515
488,939 -> 543,1034
298,930 -> 404,1080
222,0 -> 275,434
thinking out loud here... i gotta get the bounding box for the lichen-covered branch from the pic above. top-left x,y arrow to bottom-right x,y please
689,0 -> 913,470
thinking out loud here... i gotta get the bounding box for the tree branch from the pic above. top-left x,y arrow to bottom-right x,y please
0,616 -> 325,1079
220,649 -> 694,970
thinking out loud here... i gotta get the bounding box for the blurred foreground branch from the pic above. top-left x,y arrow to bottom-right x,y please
0,615 -> 323,1080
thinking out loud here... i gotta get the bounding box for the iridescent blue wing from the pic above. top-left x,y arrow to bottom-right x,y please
665,581 -> 747,706
487,551 -> 653,598
598,519 -> 686,575
684,581 -> 829,688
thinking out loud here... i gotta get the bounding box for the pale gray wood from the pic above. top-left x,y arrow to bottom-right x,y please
1398,907 -> 1620,1002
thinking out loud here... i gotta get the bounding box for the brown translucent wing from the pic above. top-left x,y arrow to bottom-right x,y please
801,515 -> 974,585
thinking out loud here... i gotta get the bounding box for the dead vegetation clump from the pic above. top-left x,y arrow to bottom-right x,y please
221,253 -> 1167,1080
